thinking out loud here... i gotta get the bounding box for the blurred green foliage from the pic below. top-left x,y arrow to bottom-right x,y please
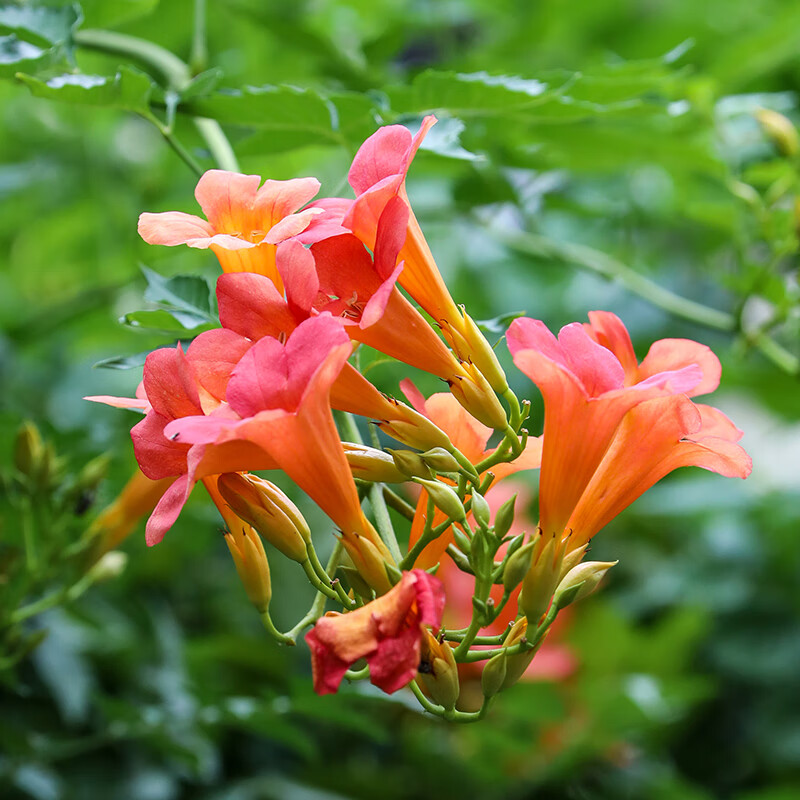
0,0 -> 799,798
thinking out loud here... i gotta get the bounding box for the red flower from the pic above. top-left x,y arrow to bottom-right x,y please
307,569 -> 445,695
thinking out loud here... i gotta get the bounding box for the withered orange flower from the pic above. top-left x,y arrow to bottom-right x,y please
307,569 -> 445,695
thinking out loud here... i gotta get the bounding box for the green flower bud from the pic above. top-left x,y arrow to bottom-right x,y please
493,493 -> 517,539
14,422 -> 43,478
502,540 -> 535,593
470,490 -> 491,530
481,652 -> 508,699
554,560 -> 618,608
419,447 -> 461,473
412,478 -> 466,523
387,449 -> 432,479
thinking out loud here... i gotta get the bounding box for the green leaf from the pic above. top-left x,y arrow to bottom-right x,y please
142,267 -> 214,320
80,0 -> 159,29
183,84 -> 369,152
0,34 -> 52,78
92,352 -> 149,370
0,3 -> 82,48
15,66 -> 154,115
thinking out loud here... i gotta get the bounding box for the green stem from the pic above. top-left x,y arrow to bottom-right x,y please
73,29 -> 240,173
190,0 -> 208,74
260,608 -> 296,646
21,497 -> 38,576
382,486 -> 416,521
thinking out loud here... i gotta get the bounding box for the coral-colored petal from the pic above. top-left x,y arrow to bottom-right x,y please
137,211 -> 214,247
131,412 -> 190,480
265,207 -> 323,244
276,239 -> 320,320
194,170 -> 261,231
586,310 -> 639,383
557,323 -> 625,396
217,272 -> 298,339
186,329 -> 252,403
639,338 -> 722,397
84,395 -> 149,411
145,474 -> 191,546
142,346 -> 202,420
693,404 -> 744,442
255,177 -> 320,227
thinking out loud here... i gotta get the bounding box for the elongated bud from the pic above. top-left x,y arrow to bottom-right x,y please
503,540 -> 534,592
756,108 -> 799,157
500,617 -> 541,690
14,422 -> 44,477
343,443 -> 408,483
418,630 -> 460,710
494,494 -> 517,539
217,473 -> 310,563
554,560 -> 618,608
519,531 -> 569,625
412,478 -> 466,522
558,542 -> 588,582
341,532 -> 393,595
85,550 -> 128,583
470,528 -> 493,575
459,310 -> 509,394
470,491 -> 491,530
419,447 -> 461,473
378,398 -> 454,452
481,651 -> 508,699
388,449 -> 432,479
448,362 -> 508,430
225,525 -> 272,613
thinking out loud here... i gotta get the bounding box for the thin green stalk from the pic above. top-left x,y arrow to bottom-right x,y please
382,486 -> 416,521
260,609 -> 295,645
190,0 -> 208,74
73,29 -> 240,173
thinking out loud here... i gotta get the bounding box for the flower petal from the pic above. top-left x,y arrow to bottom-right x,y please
639,338 -> 721,397
137,211 -> 214,247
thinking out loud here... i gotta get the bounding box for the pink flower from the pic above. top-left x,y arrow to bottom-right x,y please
307,569 -> 445,695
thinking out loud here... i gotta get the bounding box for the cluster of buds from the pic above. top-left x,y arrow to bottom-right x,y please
89,116 -> 752,721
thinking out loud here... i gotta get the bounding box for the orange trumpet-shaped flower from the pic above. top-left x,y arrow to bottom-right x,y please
306,569 -> 445,695
138,170 -> 321,291
507,312 -> 751,546
163,315 -> 393,572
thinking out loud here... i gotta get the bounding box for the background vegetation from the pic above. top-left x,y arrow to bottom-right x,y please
1,0 -> 798,798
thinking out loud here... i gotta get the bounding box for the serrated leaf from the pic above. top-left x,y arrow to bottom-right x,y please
16,66 -> 154,115
476,311 -> 526,334
0,3 -> 82,48
418,116 -> 483,161
120,309 -> 213,334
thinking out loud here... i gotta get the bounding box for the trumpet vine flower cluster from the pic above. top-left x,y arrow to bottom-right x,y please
89,116 -> 752,722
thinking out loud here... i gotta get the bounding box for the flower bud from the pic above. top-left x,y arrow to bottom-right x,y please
217,473 -> 310,563
343,443 -> 408,483
86,550 -> 128,583
419,447 -> 461,473
418,630 -> 460,710
341,532 -> 393,595
378,398 -> 454,452
470,490 -> 491,530
387,449 -> 433,479
459,310 -> 509,395
558,542 -> 588,582
756,108 -> 799,157
225,525 -> 272,613
447,362 -> 508,431
481,651 -> 508,699
519,531 -> 569,625
502,539 -> 534,593
500,617 -> 541,690
412,478 -> 466,523
554,560 -> 618,608
14,421 -> 44,478
340,566 -> 373,601
493,494 -> 517,539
